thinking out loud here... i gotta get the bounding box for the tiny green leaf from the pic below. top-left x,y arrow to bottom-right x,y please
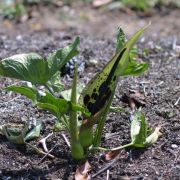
1,124 -> 28,145
24,123 -> 42,141
53,121 -> 66,132
121,60 -> 149,76
116,27 -> 126,52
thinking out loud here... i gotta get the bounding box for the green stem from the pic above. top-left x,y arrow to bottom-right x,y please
93,88 -> 116,147
110,143 -> 133,151
57,114 -> 69,131
62,115 -> 69,127
93,113 -> 106,147
91,143 -> 133,152
69,65 -> 78,143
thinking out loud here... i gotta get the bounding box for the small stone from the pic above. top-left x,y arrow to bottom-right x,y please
16,35 -> 23,41
171,144 -> 178,149
89,59 -> 98,65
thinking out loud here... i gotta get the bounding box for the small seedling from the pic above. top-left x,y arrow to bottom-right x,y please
104,108 -> 161,151
0,122 -> 41,144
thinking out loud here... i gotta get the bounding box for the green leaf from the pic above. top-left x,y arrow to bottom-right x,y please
116,28 -> 149,77
37,91 -> 70,115
144,127 -> 161,146
130,109 -> 147,147
116,27 -> 126,53
47,37 -> 80,77
0,53 -> 50,85
24,123 -> 42,142
130,108 -> 161,148
5,85 -> 38,103
117,25 -> 150,76
36,102 -> 60,116
121,60 -> 149,76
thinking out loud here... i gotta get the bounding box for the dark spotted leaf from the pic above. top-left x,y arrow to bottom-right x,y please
79,26 -> 149,117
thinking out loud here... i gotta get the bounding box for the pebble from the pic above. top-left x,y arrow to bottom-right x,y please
171,144 -> 178,149
89,59 -> 98,65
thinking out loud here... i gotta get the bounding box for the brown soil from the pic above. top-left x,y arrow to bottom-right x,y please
0,4 -> 180,180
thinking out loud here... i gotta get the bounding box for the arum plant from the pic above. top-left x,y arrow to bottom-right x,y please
0,25 -> 155,161
78,25 -> 150,153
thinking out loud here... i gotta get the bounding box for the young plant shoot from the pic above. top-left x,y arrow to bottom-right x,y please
78,25 -> 150,151
0,25 -> 160,162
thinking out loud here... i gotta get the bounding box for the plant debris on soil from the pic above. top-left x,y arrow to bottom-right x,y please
0,5 -> 180,179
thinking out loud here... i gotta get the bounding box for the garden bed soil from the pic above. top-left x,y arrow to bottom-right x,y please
0,5 -> 180,180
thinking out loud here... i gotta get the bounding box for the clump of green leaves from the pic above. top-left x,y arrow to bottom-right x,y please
107,108 -> 161,151
0,25 -> 160,162
0,123 -> 42,145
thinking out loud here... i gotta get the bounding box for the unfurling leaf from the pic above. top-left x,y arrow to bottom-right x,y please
144,126 -> 161,146
0,123 -> 42,144
130,109 -> 161,148
116,27 -> 126,52
130,109 -> 147,147
1,124 -> 27,145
